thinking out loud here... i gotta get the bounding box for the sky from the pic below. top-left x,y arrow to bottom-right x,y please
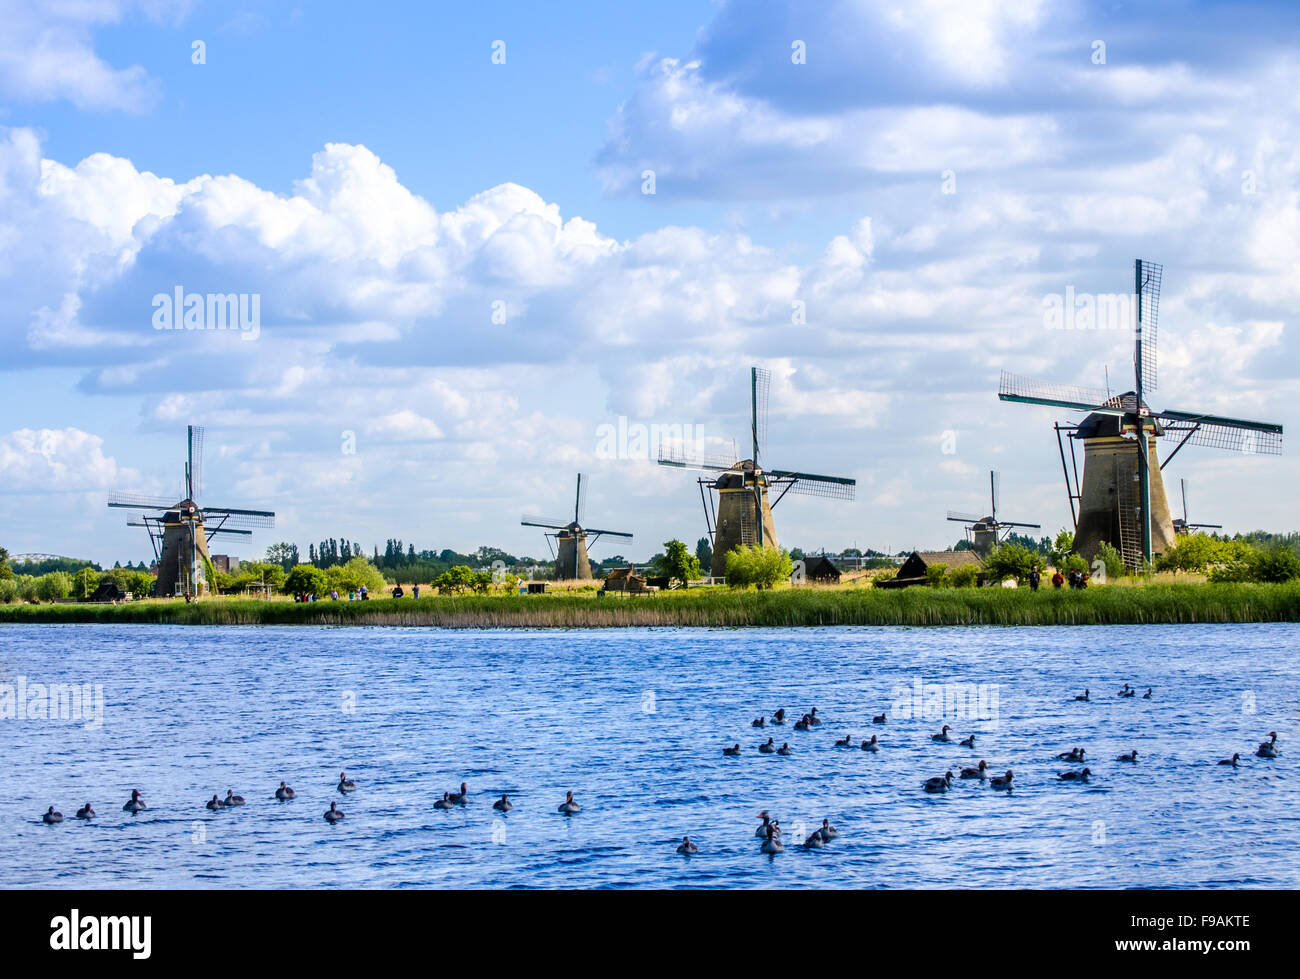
1,0 -> 1298,567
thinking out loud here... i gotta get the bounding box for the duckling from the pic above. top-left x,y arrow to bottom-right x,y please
834,734 -> 852,747
324,801 -> 344,823
808,707 -> 823,725
42,806 -> 63,824
793,715 -> 812,731
1074,689 -> 1090,702
861,735 -> 880,752
990,770 -> 1015,790
931,724 -> 952,743
122,789 -> 146,813
1118,683 -> 1136,698
755,811 -> 780,838
803,831 -> 825,849
751,716 -> 766,728
1142,688 -> 1153,699
558,791 -> 581,814
1217,753 -> 1240,768
493,793 -> 513,812
206,794 -> 225,810
1056,747 -> 1085,762
1115,750 -> 1139,763
448,781 -> 469,805
760,825 -> 784,854
75,803 -> 95,820
433,792 -> 455,810
337,772 -> 356,794
922,772 -> 954,793
817,818 -> 839,841
1059,767 -> 1092,782
677,836 -> 699,854
872,712 -> 887,724
759,737 -> 776,753
777,742 -> 793,756
723,743 -> 741,756
771,708 -> 787,725
224,789 -> 245,806
275,781 -> 295,801
960,760 -> 989,779
959,734 -> 976,748
1256,732 -> 1279,759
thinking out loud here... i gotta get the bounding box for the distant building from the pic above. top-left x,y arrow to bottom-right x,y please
877,550 -> 983,589
796,555 -> 841,584
211,554 -> 239,574
604,566 -> 652,593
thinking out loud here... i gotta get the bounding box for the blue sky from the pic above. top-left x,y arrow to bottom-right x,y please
1,0 -> 1298,566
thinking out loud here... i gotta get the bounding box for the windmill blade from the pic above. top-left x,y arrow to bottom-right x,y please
767,470 -> 855,501
990,470 -> 1001,522
574,473 -> 587,526
189,425 -> 206,499
583,528 -> 634,540
1181,477 -> 1189,523
997,520 -> 1042,530
205,527 -> 253,537
108,492 -> 181,510
1155,410 -> 1283,455
658,439 -> 740,472
752,366 -> 770,465
1136,259 -> 1162,394
521,517 -> 572,530
998,372 -> 1115,414
947,511 -> 984,523
203,510 -> 275,530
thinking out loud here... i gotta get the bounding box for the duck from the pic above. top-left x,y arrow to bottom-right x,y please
759,737 -> 776,753
777,742 -> 793,756
434,792 -> 455,810
990,770 -> 1015,790
959,734 -> 976,748
755,812 -> 779,838
1142,688 -> 1153,699
448,781 -> 469,805
1115,750 -> 1139,763
275,781 -> 295,801
1056,747 -> 1085,762
337,772 -> 356,794
771,708 -> 787,725
861,735 -> 879,752
760,824 -> 784,854
43,806 -> 63,824
834,734 -> 852,747
793,715 -> 812,731
931,725 -> 953,743
1256,732 -> 1279,759
122,789 -> 146,813
808,707 -> 823,725
1118,683 -> 1136,698
75,803 -> 95,820
1074,689 -> 1090,702
803,831 -> 825,849
752,716 -> 766,728
324,801 -> 344,823
206,795 -> 225,810
723,743 -> 741,756
923,772 -> 954,793
493,793 -> 513,812
1059,768 -> 1092,782
1217,753 -> 1240,768
677,836 -> 699,854
224,790 -> 245,806
960,760 -> 989,779
872,712 -> 887,724
817,818 -> 839,841
558,791 -> 581,814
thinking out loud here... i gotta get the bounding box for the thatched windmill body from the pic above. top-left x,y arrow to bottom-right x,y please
1000,260 -> 1282,569
107,426 -> 276,597
658,367 -> 856,577
947,470 -> 1041,556
521,474 -> 632,580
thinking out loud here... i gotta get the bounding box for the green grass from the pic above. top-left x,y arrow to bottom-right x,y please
2,582 -> 1299,627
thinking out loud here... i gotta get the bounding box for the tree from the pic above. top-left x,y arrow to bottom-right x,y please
266,542 -> 300,572
282,564 -> 329,596
724,545 -> 794,589
35,571 -> 73,601
982,542 -> 1040,584
0,546 -> 11,581
72,566 -> 101,599
326,557 -> 387,593
434,565 -> 491,595
657,539 -> 701,588
695,537 -> 713,571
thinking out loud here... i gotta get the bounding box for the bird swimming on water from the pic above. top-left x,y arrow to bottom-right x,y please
1115,750 -> 1138,763
448,782 -> 469,805
206,794 -> 225,810
931,725 -> 952,743
324,801 -> 344,823
1074,689 -> 1090,702
959,734 -> 976,748
224,790 -> 245,806
75,803 -> 95,819
923,772 -> 954,793
1256,732 -> 1279,758
777,742 -> 792,756
275,781 -> 295,801
558,791 -> 581,814
337,772 -> 356,793
759,737 -> 776,753
861,735 -> 879,752
677,836 -> 699,854
493,793 -> 513,812
834,734 -> 852,747
1217,753 -> 1240,768
960,760 -> 988,779
43,806 -> 63,824
123,789 -> 146,813
723,744 -> 741,756
872,712 -> 887,724
990,770 -> 1015,790
1059,768 -> 1092,782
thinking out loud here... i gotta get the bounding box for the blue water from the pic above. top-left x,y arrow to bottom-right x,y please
0,623 -> 1295,889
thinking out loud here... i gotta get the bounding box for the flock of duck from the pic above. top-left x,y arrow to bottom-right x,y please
720,686 -> 1283,855
38,771 -> 575,826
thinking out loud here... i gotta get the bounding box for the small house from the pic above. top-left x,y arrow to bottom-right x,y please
604,566 -> 652,593
796,555 -> 841,585
876,550 -> 982,589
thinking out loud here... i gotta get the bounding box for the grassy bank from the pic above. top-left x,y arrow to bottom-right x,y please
2,582 -> 1299,628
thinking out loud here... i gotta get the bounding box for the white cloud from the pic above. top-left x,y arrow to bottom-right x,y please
0,427 -> 137,490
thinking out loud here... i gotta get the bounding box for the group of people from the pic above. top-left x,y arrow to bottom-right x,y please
292,584 -> 371,603
1026,568 -> 1090,591
389,584 -> 419,599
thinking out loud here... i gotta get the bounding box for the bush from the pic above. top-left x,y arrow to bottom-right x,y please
1207,548 -> 1300,584
35,571 -> 73,601
15,574 -> 37,601
0,578 -> 16,603
925,564 -> 949,587
1094,541 -> 1125,581
433,565 -> 492,595
282,564 -> 329,596
948,564 -> 980,588
326,557 -> 388,594
982,542 -> 1040,585
656,539 -> 701,588
724,545 -> 794,589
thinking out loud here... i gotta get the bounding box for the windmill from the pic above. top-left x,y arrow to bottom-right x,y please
107,426 -> 275,598
1173,478 -> 1222,536
658,366 -> 856,577
999,260 -> 1282,569
947,470 -> 1041,555
520,473 -> 632,580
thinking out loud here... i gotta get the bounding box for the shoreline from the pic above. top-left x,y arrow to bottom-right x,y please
2,582 -> 1299,627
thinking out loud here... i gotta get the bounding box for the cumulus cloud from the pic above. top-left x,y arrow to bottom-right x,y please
0,427 -> 137,491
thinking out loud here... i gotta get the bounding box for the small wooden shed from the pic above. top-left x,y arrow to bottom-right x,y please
877,550 -> 982,589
